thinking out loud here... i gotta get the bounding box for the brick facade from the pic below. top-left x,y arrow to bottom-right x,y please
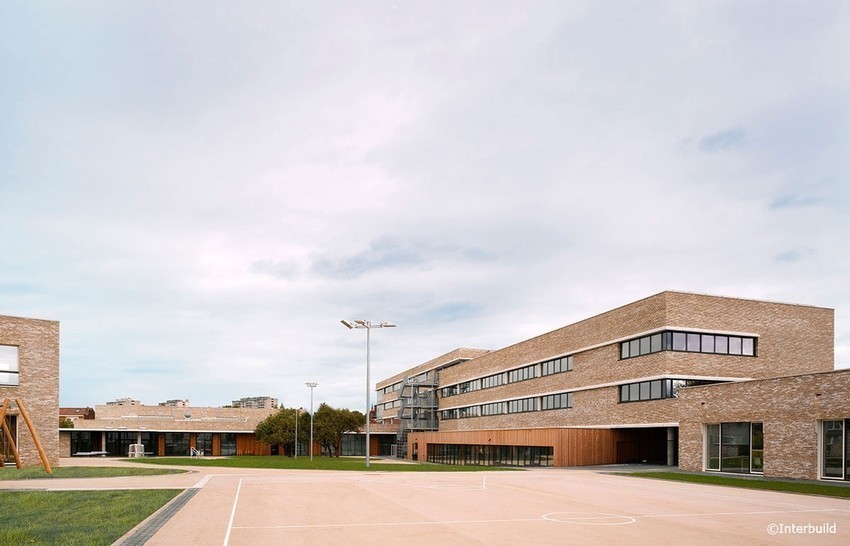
0,315 -> 61,468
677,369 -> 850,480
375,291 -> 844,479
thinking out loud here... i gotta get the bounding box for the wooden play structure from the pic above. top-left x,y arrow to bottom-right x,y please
0,397 -> 53,474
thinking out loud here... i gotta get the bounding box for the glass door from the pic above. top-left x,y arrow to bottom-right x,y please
1,416 -> 16,463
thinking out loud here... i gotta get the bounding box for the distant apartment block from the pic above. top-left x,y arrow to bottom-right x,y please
231,396 -> 279,409
159,399 -> 190,407
106,397 -> 140,406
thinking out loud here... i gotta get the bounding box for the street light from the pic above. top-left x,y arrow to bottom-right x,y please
294,406 -> 299,459
305,382 -> 318,461
341,319 -> 396,467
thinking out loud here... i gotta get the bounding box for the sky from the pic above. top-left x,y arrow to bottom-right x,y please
1,1 -> 848,411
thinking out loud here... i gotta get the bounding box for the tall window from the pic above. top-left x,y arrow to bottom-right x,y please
220,433 -> 237,456
823,420 -> 845,479
196,433 -> 213,456
705,422 -> 763,474
0,345 -> 19,386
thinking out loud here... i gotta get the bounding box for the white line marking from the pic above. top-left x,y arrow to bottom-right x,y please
233,517 -> 542,530
192,475 -> 211,489
222,478 -> 243,546
231,507 -> 843,531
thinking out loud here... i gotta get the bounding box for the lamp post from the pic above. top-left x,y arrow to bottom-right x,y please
294,406 -> 298,459
341,319 -> 396,468
305,382 -> 318,461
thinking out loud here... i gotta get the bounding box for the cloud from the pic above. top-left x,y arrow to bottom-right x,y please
698,128 -> 746,153
2,1 -> 849,408
775,248 -> 817,263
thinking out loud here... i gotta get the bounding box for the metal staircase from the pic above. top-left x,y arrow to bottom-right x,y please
395,371 -> 439,458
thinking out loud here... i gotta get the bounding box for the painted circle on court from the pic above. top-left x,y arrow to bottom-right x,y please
543,512 -> 636,525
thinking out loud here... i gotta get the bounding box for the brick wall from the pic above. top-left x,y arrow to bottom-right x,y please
677,369 -> 850,480
435,291 -> 834,431
0,315 -> 60,468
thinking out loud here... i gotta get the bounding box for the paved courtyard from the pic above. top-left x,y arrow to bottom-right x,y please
6,460 -> 850,545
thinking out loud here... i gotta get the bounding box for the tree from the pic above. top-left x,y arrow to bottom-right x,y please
59,417 -> 74,429
254,407 -> 310,455
313,403 -> 366,457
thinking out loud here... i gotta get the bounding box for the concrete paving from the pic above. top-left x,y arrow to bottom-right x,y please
3,459 -> 850,545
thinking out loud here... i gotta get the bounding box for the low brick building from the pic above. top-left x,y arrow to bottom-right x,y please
61,403 -> 278,457
0,315 -> 61,468
377,291 -> 849,481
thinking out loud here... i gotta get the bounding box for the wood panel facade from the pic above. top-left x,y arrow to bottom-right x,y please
408,428 -> 618,467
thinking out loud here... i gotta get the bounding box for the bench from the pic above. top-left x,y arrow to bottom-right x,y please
74,451 -> 109,457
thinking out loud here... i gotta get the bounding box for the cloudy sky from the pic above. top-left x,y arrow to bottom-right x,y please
2,1 -> 848,411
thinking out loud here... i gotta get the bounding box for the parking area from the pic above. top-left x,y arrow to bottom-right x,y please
122,466 -> 850,545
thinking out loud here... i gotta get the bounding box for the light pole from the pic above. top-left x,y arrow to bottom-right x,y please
341,319 -> 396,468
294,406 -> 298,459
305,382 -> 318,461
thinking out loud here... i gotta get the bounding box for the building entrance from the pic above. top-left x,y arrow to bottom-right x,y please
615,427 -> 678,465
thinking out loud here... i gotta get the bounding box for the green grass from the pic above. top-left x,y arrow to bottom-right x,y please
0,489 -> 181,545
0,466 -> 186,480
130,455 -> 516,471
619,471 -> 850,499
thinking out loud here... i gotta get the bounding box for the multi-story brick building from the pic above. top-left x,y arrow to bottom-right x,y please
376,291 -> 849,481
0,315 -> 61,468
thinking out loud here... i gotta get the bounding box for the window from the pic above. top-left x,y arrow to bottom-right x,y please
481,402 -> 507,416
620,330 -> 757,359
441,409 -> 458,420
220,433 -> 236,456
619,379 -> 724,403
165,432 -> 190,456
508,364 -> 537,383
0,345 -> 19,386
441,385 -> 459,397
704,422 -> 763,474
541,356 -> 573,376
823,420 -> 845,479
196,433 -> 212,456
541,392 -> 572,410
427,443 -> 553,467
481,373 -> 505,389
508,397 -> 536,413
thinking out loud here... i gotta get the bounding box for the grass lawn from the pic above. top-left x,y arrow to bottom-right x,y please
131,455 -> 516,471
619,471 -> 850,499
0,489 -> 181,545
0,466 -> 186,480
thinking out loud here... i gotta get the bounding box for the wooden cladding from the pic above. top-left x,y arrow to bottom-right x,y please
408,428 -> 618,467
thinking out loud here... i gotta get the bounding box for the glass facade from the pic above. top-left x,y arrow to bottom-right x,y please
106,432 -> 138,457
427,443 -> 552,467
705,422 -> 763,474
164,432 -> 190,456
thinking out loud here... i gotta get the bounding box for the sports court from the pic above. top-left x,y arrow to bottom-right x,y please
136,467 -> 850,545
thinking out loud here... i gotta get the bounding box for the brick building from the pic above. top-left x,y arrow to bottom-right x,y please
61,402 -> 278,457
0,315 -> 61,468
376,291 -> 849,481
